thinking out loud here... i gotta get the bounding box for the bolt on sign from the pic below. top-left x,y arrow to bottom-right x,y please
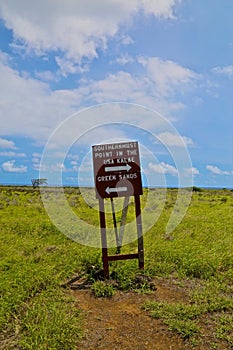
92,141 -> 143,199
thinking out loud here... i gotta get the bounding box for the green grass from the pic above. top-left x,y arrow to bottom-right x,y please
1,186 -> 233,348
215,315 -> 233,346
145,189 -> 233,279
144,281 -> 233,342
19,289 -> 82,350
91,281 -> 116,297
0,187 -> 100,349
142,189 -> 233,347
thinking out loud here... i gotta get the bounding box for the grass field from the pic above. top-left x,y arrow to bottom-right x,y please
0,186 -> 233,349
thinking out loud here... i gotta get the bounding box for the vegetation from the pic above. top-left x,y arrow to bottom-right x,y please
91,281 -> 116,298
0,186 -> 233,348
144,281 -> 233,342
31,178 -> 48,188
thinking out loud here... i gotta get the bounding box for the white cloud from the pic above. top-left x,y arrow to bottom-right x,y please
0,0 -> 181,73
185,167 -> 199,176
115,54 -> 134,65
120,35 -> 134,45
86,57 -> 198,112
212,65 -> 233,78
0,137 -> 17,149
34,70 -> 58,82
141,0 -> 181,18
32,152 -> 42,158
70,160 -> 79,172
55,56 -> 89,77
34,161 -> 67,173
0,151 -> 26,157
138,56 -> 198,96
55,163 -> 67,171
88,71 -> 144,102
32,157 -> 40,171
206,165 -> 233,176
0,55 -> 77,140
156,131 -> 194,147
67,154 -> 79,161
0,52 -> 199,145
70,160 -> 77,166
2,160 -> 27,173
148,161 -> 178,176
32,152 -> 68,172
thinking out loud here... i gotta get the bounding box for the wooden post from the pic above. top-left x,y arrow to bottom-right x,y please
98,198 -> 109,278
110,198 -> 120,250
134,195 -> 144,270
117,196 -> 130,253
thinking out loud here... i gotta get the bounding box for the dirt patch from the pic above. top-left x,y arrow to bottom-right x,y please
72,278 -> 191,350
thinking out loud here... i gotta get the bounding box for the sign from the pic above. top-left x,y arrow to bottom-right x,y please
92,141 -> 144,278
92,141 -> 143,198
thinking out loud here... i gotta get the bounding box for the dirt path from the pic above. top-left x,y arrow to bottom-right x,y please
72,279 -> 191,350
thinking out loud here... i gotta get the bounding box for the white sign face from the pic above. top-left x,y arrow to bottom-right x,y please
92,141 -> 143,198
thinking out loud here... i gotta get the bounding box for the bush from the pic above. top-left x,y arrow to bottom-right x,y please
192,186 -> 203,192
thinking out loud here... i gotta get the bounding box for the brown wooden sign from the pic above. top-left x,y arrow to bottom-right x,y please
92,141 -> 142,199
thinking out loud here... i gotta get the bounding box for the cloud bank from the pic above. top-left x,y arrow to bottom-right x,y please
0,0 -> 181,74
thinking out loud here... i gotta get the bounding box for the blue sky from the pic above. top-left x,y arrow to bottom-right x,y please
0,0 -> 233,188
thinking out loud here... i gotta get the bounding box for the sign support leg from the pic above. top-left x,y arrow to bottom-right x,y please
117,196 -> 130,254
98,198 -> 109,278
110,198 -> 120,251
134,195 -> 144,270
